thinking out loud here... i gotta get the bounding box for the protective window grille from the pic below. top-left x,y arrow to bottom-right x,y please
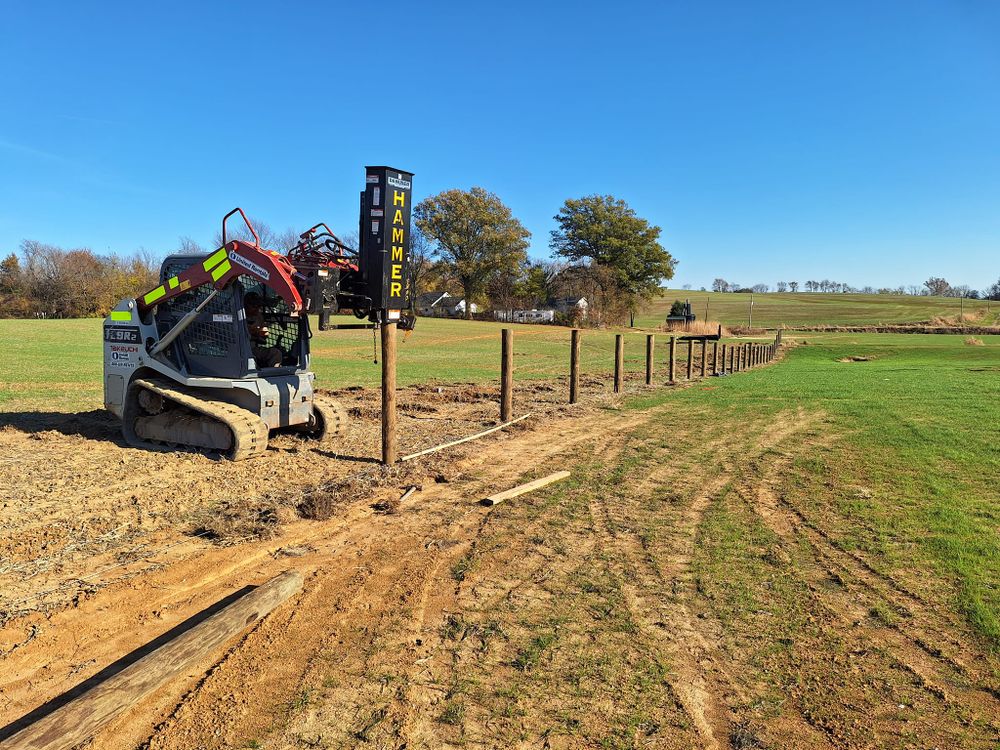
158,260 -> 238,359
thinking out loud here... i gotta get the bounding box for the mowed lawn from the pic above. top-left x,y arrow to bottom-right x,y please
638,288 -> 996,328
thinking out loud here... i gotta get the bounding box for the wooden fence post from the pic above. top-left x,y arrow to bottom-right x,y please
381,322 -> 397,465
712,341 -> 719,375
645,334 -> 655,385
668,336 -> 676,383
700,339 -> 708,377
614,334 -> 624,393
501,328 -> 513,422
569,329 -> 580,404
720,343 -> 727,374
686,339 -> 694,379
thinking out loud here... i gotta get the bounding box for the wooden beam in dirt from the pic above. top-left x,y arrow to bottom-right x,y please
381,322 -> 398,465
645,334 -> 655,385
569,329 -> 580,404
668,336 -> 676,383
0,570 -> 304,750
500,328 -> 513,422
614,334 -> 624,393
481,470 -> 572,506
399,413 -> 532,462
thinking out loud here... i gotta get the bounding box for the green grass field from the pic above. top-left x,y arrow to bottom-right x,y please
0,316 -> 659,411
638,288 -> 997,328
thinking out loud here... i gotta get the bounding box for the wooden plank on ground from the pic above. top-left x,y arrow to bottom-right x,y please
0,570 -> 304,750
481,470 -> 571,506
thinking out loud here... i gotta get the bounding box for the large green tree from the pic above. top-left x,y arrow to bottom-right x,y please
415,187 -> 530,319
550,195 -> 675,326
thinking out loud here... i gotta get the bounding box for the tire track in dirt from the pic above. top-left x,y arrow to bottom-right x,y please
734,435 -> 1000,745
582,411 -> 828,749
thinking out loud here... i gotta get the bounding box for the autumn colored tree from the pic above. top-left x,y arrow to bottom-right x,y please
415,187 -> 530,319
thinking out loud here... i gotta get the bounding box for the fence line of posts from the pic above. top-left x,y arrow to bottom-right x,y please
381,327 -> 786,465
488,327 -> 785,435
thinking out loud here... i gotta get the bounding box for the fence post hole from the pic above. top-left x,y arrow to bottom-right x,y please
501,328 -> 513,422
668,336 -> 676,383
700,339 -> 708,378
570,329 -> 580,404
381,322 -> 397,465
614,334 -> 624,393
645,334 -> 655,385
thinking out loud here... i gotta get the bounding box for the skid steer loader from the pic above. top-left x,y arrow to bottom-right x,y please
102,166 -> 414,459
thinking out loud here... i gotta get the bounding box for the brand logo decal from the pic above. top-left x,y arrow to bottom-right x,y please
229,251 -> 270,280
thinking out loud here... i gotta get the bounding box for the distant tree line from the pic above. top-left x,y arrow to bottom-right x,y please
0,242 -> 161,318
711,276 -> 1000,300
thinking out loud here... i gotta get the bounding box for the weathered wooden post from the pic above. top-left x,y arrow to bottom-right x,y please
645,334 -> 655,385
381,322 -> 397,464
614,334 -> 624,393
501,328 -> 513,422
686,339 -> 694,379
720,343 -> 727,374
668,336 -> 676,383
700,339 -> 708,377
569,329 -> 580,404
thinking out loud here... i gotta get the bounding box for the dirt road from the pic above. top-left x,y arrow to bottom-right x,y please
1,376 -> 998,748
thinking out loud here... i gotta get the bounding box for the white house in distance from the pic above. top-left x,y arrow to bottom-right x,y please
415,291 -> 478,318
552,296 -> 589,318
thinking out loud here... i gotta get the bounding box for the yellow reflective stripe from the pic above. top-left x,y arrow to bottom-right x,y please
168,276 -> 179,289
110,310 -> 131,321
203,248 -> 227,271
144,286 -> 166,304
210,259 -> 232,282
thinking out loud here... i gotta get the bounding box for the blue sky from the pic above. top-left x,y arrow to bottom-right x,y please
1,1 -> 998,290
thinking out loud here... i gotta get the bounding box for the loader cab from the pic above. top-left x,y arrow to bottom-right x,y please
153,254 -> 310,379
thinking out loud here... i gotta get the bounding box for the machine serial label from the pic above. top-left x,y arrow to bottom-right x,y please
104,326 -> 141,343
229,251 -> 270,281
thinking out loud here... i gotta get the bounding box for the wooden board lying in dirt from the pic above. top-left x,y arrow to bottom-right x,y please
481,470 -> 571,506
0,571 -> 303,750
